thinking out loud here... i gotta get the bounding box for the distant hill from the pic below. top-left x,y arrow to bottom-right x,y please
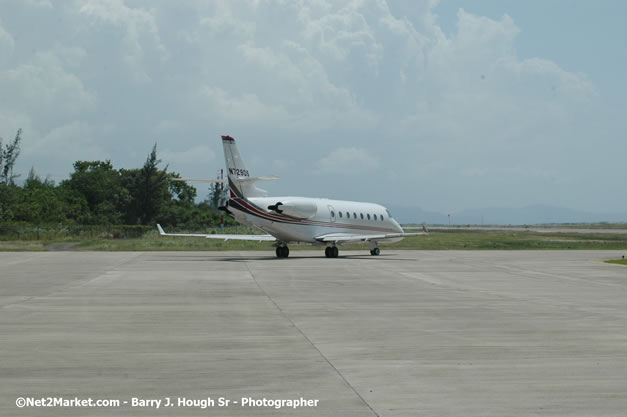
388,204 -> 627,225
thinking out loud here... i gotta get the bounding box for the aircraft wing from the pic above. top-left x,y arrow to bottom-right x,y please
400,223 -> 429,233
314,232 -> 425,244
157,224 -> 275,241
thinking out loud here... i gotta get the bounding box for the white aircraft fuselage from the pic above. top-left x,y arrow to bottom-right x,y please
229,196 -> 404,244
157,135 -> 424,258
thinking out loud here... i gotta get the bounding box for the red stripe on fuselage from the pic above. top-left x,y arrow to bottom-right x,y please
232,197 -> 396,233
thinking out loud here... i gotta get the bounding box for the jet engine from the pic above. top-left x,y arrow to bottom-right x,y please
267,200 -> 318,219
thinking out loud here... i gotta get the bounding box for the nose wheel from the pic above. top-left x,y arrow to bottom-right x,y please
276,245 -> 289,258
325,246 -> 339,258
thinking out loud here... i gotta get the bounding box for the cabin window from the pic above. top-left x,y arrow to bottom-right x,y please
353,212 -> 357,219
367,214 -> 371,220
339,211 -> 343,218
380,214 -> 384,221
346,212 -> 350,219
331,210 -> 335,217
360,213 -> 364,219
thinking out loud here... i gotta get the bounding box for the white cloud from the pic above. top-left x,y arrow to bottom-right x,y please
302,1 -> 382,66
199,0 -> 255,38
500,56 -> 596,99
0,1 -> 622,211
0,112 -> 33,138
0,50 -> 95,123
235,41 -> 378,131
50,44 -> 88,68
21,121 -> 108,180
392,6 -> 597,162
79,0 -> 167,83
0,22 -> 14,65
316,147 -> 379,174
0,22 -> 14,49
154,119 -> 181,134
160,145 -> 216,173
198,86 -> 291,126
271,159 -> 293,171
23,0 -> 53,8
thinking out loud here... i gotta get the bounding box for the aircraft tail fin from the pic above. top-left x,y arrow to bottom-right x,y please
222,135 -> 274,198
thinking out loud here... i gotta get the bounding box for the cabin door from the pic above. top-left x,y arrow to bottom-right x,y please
327,205 -> 336,223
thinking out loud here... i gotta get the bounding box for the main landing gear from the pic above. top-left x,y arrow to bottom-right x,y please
325,246 -> 339,258
275,245 -> 289,258
324,245 -> 379,257
369,241 -> 380,256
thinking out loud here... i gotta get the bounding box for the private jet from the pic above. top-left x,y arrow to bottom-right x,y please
157,136 -> 427,258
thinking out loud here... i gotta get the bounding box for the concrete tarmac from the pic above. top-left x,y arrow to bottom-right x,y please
1,250 -> 627,416
429,226 -> 627,234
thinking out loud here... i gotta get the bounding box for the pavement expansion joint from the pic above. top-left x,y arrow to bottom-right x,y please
243,260 -> 380,417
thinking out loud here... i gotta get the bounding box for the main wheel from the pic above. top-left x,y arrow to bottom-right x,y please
325,247 -> 331,258
373,247 -> 380,256
331,246 -> 339,258
276,246 -> 289,258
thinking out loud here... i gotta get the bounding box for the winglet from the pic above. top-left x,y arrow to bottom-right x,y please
157,224 -> 165,235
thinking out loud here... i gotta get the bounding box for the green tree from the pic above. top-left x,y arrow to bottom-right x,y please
168,172 -> 197,203
0,137 -> 233,230
14,168 -> 68,224
125,144 -> 169,225
0,128 -> 22,185
0,183 -> 19,222
118,168 -> 140,224
61,160 -> 123,224
0,129 -> 23,221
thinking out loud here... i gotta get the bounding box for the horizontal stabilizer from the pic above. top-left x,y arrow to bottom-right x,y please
171,176 -> 278,184
234,176 -> 279,183
171,178 -> 226,183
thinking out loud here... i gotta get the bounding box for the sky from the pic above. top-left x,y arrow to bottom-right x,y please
1,0 -> 625,214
